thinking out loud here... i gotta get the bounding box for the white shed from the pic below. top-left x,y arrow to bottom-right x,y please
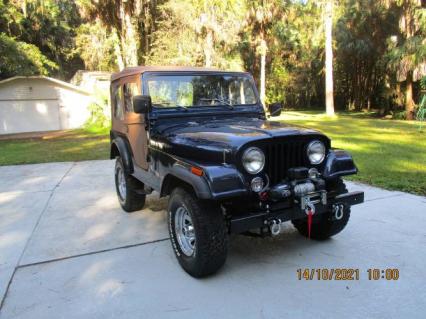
0,76 -> 92,135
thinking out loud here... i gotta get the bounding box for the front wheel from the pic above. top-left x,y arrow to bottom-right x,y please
168,187 -> 228,278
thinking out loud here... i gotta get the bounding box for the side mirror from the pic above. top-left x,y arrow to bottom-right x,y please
133,95 -> 152,114
268,102 -> 282,117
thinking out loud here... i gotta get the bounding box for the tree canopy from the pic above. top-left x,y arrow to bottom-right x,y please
0,0 -> 425,119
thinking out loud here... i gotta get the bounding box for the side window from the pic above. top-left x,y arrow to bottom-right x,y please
123,82 -> 139,112
113,85 -> 124,120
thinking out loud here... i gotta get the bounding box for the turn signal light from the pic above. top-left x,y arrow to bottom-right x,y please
190,166 -> 204,176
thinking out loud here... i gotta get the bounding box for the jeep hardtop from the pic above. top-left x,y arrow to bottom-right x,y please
110,66 -> 364,277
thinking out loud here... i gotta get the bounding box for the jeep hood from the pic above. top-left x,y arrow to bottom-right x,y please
152,117 -> 328,163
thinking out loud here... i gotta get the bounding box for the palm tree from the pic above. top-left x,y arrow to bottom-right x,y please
324,0 -> 335,116
77,0 -> 152,69
245,0 -> 283,105
388,0 -> 425,120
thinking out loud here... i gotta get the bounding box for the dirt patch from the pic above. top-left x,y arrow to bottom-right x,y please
0,130 -> 74,141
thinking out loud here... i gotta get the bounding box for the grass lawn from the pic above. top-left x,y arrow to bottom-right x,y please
0,112 -> 424,196
280,111 -> 426,196
0,127 -> 110,166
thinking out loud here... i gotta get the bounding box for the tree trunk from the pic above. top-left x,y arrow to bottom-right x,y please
22,0 -> 27,17
123,9 -> 138,66
204,29 -> 213,67
118,1 -> 138,67
406,71 -> 415,120
143,3 -> 151,62
403,0 -> 417,120
259,38 -> 267,106
324,0 -> 335,116
112,29 -> 125,71
119,2 -> 127,66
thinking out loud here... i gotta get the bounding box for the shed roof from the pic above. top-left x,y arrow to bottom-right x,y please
111,66 -> 226,82
0,76 -> 91,95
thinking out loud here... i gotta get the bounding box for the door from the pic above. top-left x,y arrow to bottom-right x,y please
123,78 -> 149,170
0,100 -> 60,134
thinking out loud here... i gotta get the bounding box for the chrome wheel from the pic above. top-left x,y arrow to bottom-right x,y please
117,166 -> 126,200
174,206 -> 195,256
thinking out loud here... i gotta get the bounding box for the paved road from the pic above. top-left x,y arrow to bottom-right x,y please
0,160 -> 425,319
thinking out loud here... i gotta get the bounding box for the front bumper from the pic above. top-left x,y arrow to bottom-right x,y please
230,191 -> 364,234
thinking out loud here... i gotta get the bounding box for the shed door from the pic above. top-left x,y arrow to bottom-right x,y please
0,100 -> 60,134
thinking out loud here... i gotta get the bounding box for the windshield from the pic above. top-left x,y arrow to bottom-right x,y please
145,74 -> 258,108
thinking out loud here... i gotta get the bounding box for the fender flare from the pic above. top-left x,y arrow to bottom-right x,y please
110,136 -> 134,174
161,165 -> 212,199
322,149 -> 358,179
161,163 -> 249,200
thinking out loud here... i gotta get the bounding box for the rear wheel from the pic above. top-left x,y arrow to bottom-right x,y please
114,157 -> 146,212
292,178 -> 350,240
168,187 -> 228,277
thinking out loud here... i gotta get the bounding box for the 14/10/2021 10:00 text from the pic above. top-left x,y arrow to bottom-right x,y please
297,268 -> 400,280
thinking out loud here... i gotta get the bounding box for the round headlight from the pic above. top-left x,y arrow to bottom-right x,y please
242,147 -> 265,174
307,140 -> 326,164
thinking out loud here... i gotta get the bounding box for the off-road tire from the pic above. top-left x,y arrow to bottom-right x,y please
292,178 -> 351,240
168,187 -> 228,278
114,157 -> 146,212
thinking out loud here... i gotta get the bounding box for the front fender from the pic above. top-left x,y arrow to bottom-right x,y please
162,164 -> 212,199
110,136 -> 134,174
202,165 -> 248,199
161,162 -> 248,200
322,149 -> 358,179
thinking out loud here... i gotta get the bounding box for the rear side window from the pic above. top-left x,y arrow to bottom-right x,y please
123,82 -> 139,112
113,85 -> 124,119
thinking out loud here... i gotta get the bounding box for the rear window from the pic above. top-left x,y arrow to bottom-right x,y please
113,85 -> 124,119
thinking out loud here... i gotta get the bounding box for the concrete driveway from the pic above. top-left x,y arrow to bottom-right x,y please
0,160 -> 425,319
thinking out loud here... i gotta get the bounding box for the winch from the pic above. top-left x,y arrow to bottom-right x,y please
264,167 -> 327,202
294,181 -> 315,196
267,177 -> 326,202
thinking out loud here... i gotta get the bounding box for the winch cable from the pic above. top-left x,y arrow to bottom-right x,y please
307,208 -> 313,239
304,200 -> 316,239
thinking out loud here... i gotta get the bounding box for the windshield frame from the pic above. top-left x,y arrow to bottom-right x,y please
141,71 -> 262,115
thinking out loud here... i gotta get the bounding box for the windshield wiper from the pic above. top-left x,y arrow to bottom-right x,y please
201,97 -> 234,109
153,101 -> 189,111
175,105 -> 189,111
216,97 -> 234,109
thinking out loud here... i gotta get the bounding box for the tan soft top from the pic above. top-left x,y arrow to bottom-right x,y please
110,66 -> 231,82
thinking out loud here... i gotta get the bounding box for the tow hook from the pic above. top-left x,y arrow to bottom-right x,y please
333,204 -> 345,220
269,219 -> 282,236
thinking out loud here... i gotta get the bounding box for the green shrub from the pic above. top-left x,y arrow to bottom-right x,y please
85,89 -> 111,129
392,110 -> 406,120
0,33 -> 57,78
417,76 -> 426,130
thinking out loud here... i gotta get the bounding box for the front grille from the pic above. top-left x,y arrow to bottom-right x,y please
264,139 -> 311,185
